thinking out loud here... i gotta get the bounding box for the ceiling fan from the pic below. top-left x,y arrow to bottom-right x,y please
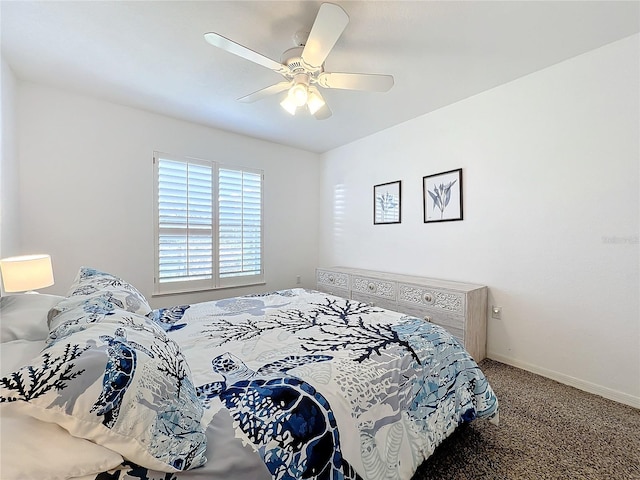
204,2 -> 394,120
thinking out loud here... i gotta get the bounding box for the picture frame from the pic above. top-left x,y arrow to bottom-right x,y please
423,168 -> 463,223
374,180 -> 401,224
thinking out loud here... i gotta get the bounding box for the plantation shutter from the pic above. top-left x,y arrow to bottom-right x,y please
154,153 -> 263,294
156,157 -> 214,292
218,167 -> 263,286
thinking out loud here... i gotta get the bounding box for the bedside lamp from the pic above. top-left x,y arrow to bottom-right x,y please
0,254 -> 55,293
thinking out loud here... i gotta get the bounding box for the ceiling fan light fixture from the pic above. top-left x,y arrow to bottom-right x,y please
280,95 -> 298,115
307,90 -> 325,115
288,83 -> 309,107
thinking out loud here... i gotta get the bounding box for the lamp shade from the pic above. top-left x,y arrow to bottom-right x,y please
0,254 -> 54,293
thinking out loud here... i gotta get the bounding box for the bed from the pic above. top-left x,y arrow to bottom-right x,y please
0,267 -> 498,480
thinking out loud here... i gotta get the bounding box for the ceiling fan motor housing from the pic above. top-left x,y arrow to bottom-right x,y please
281,47 -> 323,79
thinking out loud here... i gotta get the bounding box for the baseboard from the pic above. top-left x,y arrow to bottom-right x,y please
486,351 -> 640,409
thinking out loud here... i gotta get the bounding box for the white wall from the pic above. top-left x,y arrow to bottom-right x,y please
17,83 -> 320,307
0,57 -> 20,265
319,35 -> 640,407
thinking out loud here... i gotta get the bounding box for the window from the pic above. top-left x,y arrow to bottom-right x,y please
153,152 -> 263,294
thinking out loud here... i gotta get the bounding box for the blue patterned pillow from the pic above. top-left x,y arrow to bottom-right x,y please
0,311 -> 207,472
48,267 -> 152,328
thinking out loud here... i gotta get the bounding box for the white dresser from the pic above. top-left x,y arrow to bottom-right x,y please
316,267 -> 488,361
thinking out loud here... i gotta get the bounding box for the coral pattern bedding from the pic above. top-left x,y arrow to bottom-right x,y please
0,268 -> 498,480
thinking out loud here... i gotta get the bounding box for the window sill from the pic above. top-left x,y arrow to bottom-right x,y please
151,281 -> 267,297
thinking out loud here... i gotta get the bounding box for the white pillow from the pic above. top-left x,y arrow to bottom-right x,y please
0,339 -> 46,375
0,294 -> 64,342
0,404 -> 124,480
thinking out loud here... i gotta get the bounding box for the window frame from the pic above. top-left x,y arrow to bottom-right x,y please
153,151 -> 264,296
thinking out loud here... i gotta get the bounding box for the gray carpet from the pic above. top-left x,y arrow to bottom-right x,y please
411,359 -> 640,480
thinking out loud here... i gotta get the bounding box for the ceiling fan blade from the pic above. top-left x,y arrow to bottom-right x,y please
317,72 -> 394,92
204,32 -> 288,74
238,81 -> 292,103
301,3 -> 349,68
313,103 -> 332,120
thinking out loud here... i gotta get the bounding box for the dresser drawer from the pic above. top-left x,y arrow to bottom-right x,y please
317,285 -> 350,299
317,269 -> 350,290
400,304 -> 464,335
437,325 -> 464,346
397,282 -> 465,315
351,292 -> 398,312
351,275 -> 396,300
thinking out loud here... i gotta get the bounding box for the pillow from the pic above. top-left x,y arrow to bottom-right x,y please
0,294 -> 64,342
48,267 -> 152,328
1,405 -> 124,480
0,339 -> 47,375
1,310 -> 207,472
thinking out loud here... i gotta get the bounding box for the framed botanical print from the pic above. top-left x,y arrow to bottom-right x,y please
423,169 -> 463,223
374,180 -> 401,224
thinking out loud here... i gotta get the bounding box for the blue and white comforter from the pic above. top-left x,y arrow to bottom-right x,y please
1,275 -> 498,480
110,288 -> 498,480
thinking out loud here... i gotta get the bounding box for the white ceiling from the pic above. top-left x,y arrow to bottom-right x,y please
2,1 -> 639,153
